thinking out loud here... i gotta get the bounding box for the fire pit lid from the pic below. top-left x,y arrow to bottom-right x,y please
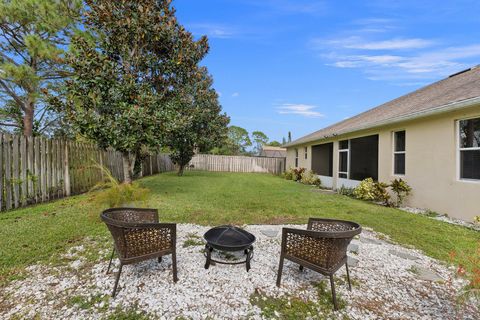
203,225 -> 256,251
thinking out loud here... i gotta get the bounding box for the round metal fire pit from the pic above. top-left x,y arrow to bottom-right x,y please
203,225 -> 256,271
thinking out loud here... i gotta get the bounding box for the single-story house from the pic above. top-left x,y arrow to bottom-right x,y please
259,145 -> 287,158
284,66 -> 480,222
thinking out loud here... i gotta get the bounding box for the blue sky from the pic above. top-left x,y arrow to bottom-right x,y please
174,0 -> 480,143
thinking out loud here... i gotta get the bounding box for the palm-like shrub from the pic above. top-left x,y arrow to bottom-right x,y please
91,165 -> 150,207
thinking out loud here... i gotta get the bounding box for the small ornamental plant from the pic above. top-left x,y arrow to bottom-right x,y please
292,167 -> 306,181
390,178 -> 412,207
300,170 -> 321,187
449,242 -> 480,303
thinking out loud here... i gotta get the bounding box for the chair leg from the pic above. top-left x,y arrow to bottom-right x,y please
112,263 -> 123,298
345,262 -> 352,291
329,275 -> 338,311
106,248 -> 115,274
172,251 -> 178,283
276,256 -> 284,287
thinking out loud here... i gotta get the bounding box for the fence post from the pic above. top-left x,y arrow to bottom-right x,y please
64,141 -> 71,197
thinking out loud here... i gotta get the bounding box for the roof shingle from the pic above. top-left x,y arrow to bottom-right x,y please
287,66 -> 480,147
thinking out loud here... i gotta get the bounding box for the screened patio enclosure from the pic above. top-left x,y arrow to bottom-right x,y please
312,143 -> 334,187
349,135 -> 379,181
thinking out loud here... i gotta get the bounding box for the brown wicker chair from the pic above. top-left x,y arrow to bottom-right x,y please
101,208 -> 177,297
276,218 -> 361,310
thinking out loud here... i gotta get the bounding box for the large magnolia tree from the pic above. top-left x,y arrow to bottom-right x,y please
0,0 -> 82,136
56,0 -> 208,183
165,67 -> 229,175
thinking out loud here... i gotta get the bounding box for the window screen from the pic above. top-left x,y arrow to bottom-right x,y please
459,118 -> 480,179
394,131 -> 406,175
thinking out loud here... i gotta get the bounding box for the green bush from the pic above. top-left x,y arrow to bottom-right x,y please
284,168 -> 295,180
300,170 -> 321,186
475,216 -> 480,224
292,167 -> 306,181
390,178 -> 412,207
338,185 -> 355,197
353,178 -> 391,205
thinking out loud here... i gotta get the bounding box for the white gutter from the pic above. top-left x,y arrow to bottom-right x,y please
286,96 -> 480,147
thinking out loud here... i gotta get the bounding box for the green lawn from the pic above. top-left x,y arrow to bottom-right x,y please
1,171 -> 479,284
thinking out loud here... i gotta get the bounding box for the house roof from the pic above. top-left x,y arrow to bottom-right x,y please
286,65 -> 480,147
259,145 -> 287,158
261,146 -> 287,151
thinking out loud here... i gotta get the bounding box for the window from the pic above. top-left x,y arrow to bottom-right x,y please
349,135 -> 379,181
459,117 -> 480,180
394,131 -> 406,175
304,147 -> 308,159
338,140 -> 349,178
312,143 -> 333,177
295,148 -> 299,167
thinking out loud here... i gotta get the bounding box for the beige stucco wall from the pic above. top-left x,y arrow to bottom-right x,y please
286,105 -> 480,221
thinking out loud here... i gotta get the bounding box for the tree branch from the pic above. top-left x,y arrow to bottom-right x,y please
0,121 -> 20,128
0,79 -> 25,110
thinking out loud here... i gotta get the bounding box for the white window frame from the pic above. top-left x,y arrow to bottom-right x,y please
304,147 -> 308,160
393,130 -> 406,176
295,148 -> 299,167
457,117 -> 480,182
338,140 -> 349,179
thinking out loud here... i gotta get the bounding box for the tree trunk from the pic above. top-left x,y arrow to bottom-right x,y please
177,164 -> 185,176
122,152 -> 136,184
23,101 -> 34,136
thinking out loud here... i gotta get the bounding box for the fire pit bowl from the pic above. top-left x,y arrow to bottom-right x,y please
203,225 -> 256,271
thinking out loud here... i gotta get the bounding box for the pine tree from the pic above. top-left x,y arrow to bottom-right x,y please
0,0 -> 82,136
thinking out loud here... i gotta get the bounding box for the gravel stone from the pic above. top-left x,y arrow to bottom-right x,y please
389,249 -> 419,261
0,224 -> 476,319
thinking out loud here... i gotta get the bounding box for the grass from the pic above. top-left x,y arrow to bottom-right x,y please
1,171 -> 479,285
250,281 -> 348,319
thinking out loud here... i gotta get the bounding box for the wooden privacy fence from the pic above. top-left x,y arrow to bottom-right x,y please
0,134 -> 175,212
187,154 -> 286,175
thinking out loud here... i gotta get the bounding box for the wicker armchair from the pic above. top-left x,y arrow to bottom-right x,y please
101,208 -> 177,297
276,218 -> 361,310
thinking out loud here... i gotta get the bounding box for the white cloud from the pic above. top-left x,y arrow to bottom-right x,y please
322,36 -> 434,50
231,92 -> 240,97
313,31 -> 480,81
277,104 -> 324,118
188,23 -> 236,39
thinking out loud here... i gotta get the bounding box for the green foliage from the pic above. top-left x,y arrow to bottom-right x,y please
164,67 -> 229,176
54,0 -> 209,182
353,178 -> 412,207
211,125 -> 251,155
267,140 -> 282,147
353,178 -> 391,205
337,185 -> 355,197
292,167 -> 306,181
449,242 -> 480,304
390,178 -> 412,207
0,0 -> 82,135
252,130 -> 268,154
284,167 -> 295,180
475,216 -> 480,224
300,170 -> 321,186
91,165 -> 149,207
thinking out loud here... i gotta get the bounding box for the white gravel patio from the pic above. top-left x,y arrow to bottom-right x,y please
1,224 -> 477,319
